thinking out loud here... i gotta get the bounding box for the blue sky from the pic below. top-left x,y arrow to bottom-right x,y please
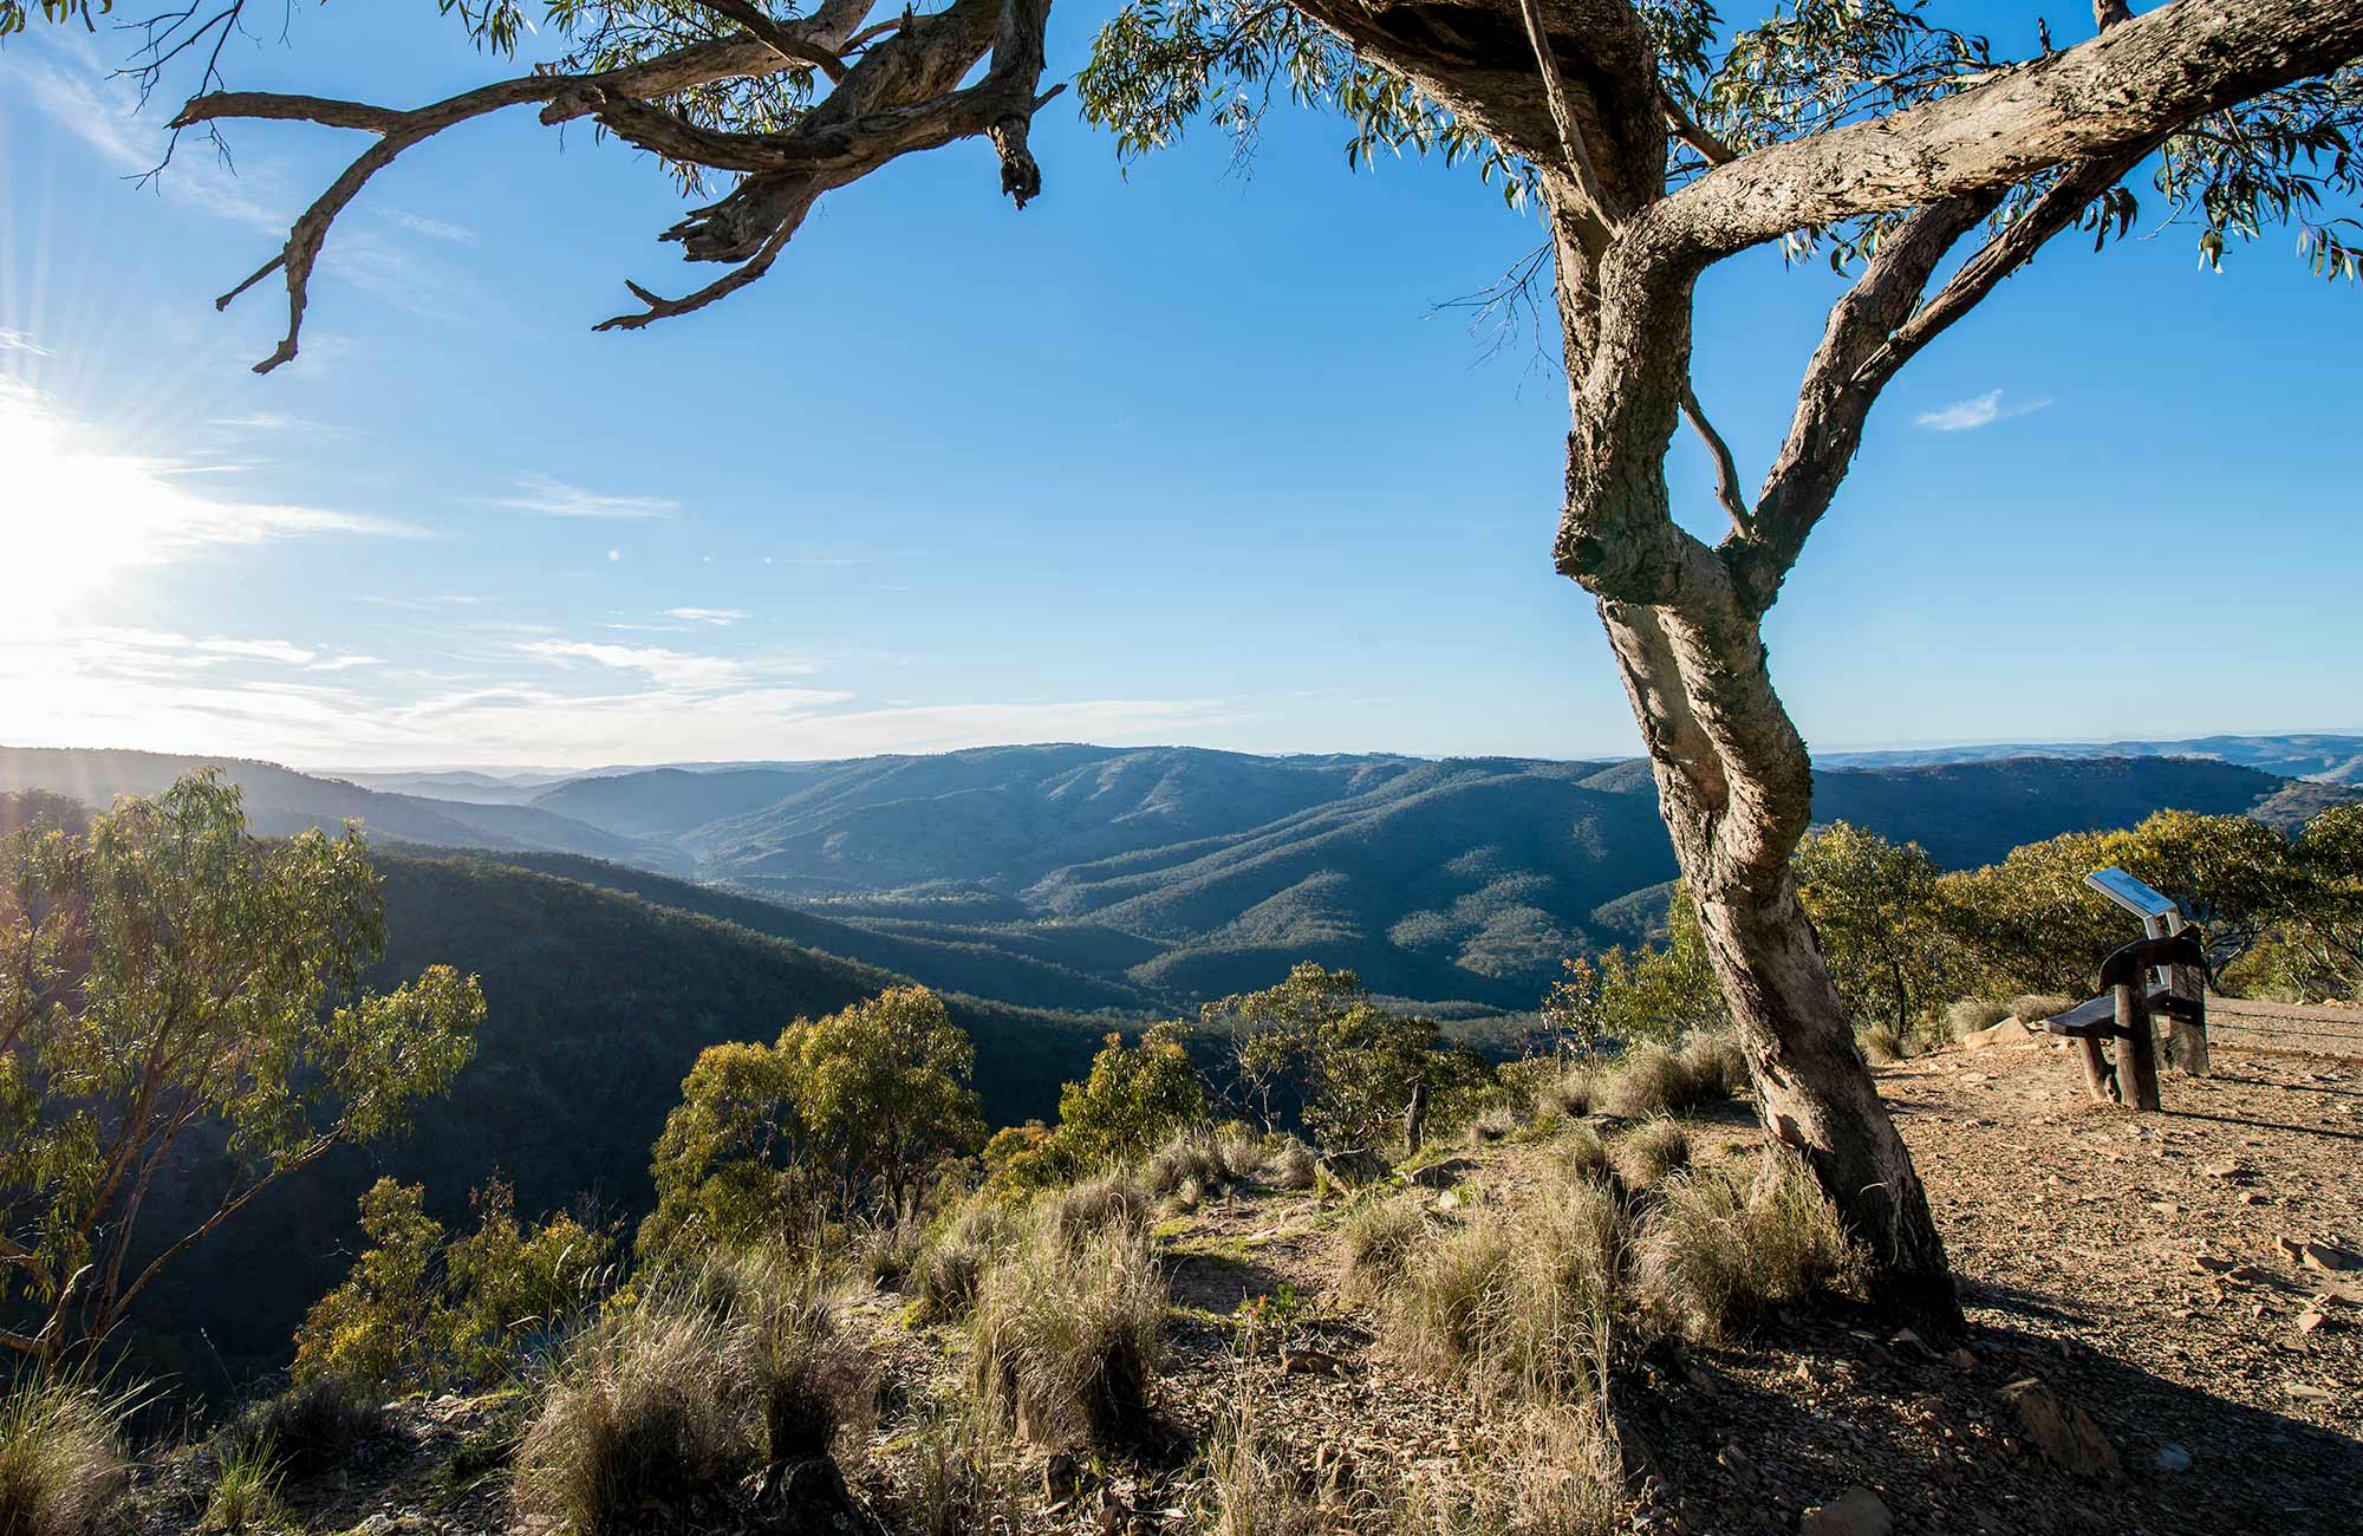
2,5 -> 2357,771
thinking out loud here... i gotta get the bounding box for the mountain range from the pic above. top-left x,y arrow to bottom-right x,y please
6,737 -> 2351,1013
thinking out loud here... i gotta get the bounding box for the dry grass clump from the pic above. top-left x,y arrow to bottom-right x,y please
898,1390 -> 1025,1536
1195,1411 -> 1319,1536
1387,1181 -> 1626,1402
0,1377 -> 130,1536
1268,1138 -> 1317,1191
199,1438 -> 286,1535
1607,1119 -> 1689,1191
1336,1192 -> 1427,1300
2006,993 -> 2077,1024
910,1197 -> 1022,1324
228,1376 -> 384,1479
854,1213 -> 930,1287
1635,1152 -> 1860,1342
1945,997 -> 2011,1039
1543,1063 -> 1604,1118
1041,1171 -> 1151,1249
738,1264 -> 876,1463
1391,1404 -> 1624,1535
1555,1126 -> 1614,1185
1465,1105 -> 1520,1145
1857,1022 -> 1907,1064
1596,1033 -> 1743,1119
973,1220 -> 1166,1449
512,1294 -> 759,1534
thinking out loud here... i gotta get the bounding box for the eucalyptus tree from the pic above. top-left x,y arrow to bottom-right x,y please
15,0 -> 2361,1325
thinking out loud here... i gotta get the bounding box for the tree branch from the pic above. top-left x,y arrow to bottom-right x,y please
692,0 -> 851,82
1680,381 -> 1750,534
1642,0 -> 2363,266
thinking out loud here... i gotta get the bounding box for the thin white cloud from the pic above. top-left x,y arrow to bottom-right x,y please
380,209 -> 478,243
1913,389 -> 2053,432
493,473 -> 680,520
664,608 -> 748,625
0,328 -> 50,356
521,638 -> 749,691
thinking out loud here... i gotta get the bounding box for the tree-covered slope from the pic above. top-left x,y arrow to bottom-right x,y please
131,850 -> 1107,1394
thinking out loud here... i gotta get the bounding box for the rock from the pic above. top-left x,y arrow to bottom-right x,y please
1434,1189 -> 1465,1212
1947,1347 -> 1978,1371
1408,1157 -> 1478,1190
2295,1307 -> 2329,1336
2154,1442 -> 2193,1474
1718,1444 -> 1753,1477
1799,1486 -> 1892,1536
1318,1148 -> 1390,1188
2000,1377 -> 2122,1478
1990,1018 -> 2037,1048
2299,1240 -> 2361,1273
2202,1160 -> 2247,1180
1283,1347 -> 1347,1378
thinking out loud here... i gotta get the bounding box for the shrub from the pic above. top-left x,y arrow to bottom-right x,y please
231,1377 -> 384,1479
0,1377 -> 128,1536
973,1221 -> 1166,1448
1944,998 -> 2011,1039
1608,1120 -> 1689,1190
1336,1193 -> 1426,1300
200,1439 -> 286,1535
1636,1153 -> 1859,1341
511,1292 -> 759,1534
1386,1181 -> 1626,1403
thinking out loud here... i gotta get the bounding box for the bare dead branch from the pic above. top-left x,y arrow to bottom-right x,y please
1680,381 -> 1750,534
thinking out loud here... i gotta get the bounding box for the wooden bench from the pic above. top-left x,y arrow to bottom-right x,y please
2038,931 -> 2208,1110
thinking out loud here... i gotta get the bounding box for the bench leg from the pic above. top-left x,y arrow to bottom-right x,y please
2076,1037 -> 2120,1104
2163,963 -> 2210,1076
2114,984 -> 2163,1111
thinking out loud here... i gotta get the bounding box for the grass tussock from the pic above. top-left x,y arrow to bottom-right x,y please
1608,1119 -> 1689,1191
1945,997 -> 2011,1039
1041,1171 -> 1151,1249
1392,1404 -> 1624,1535
738,1263 -> 876,1464
898,1390 -> 1024,1536
1268,1139 -> 1317,1192
1555,1126 -> 1614,1185
1636,1152 -> 1860,1342
973,1219 -> 1166,1449
911,1197 -> 1021,1324
1596,1034 -> 1744,1120
511,1294 -> 759,1534
1143,1130 -> 1234,1202
1465,1105 -> 1519,1146
1336,1192 -> 1427,1301
200,1438 -> 286,1535
228,1376 -> 383,1480
2006,994 -> 2077,1025
1195,1410 -> 1319,1536
1387,1180 -> 1626,1403
1856,1023 -> 1907,1064
1543,1064 -> 1603,1118
0,1377 -> 130,1536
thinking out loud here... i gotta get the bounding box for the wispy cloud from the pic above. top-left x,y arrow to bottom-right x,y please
1913,389 -> 2052,433
380,209 -> 478,243
0,328 -> 50,356
493,473 -> 680,520
663,607 -> 748,625
521,638 -> 751,690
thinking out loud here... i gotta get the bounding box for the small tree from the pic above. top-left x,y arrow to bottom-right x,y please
1050,1022 -> 1208,1165
0,771 -> 484,1362
2267,805 -> 2363,1000
642,986 -> 984,1258
1795,822 -> 1955,1042
1541,888 -> 1724,1052
294,1177 -> 615,1393
1200,961 -> 1366,1132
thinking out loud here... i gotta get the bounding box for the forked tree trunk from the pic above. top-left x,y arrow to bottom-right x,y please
1598,594 -> 1961,1332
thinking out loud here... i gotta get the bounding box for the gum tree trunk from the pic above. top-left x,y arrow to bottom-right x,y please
1597,589 -> 1958,1329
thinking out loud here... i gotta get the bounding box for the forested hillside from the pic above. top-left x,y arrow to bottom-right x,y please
128,850 -> 1110,1394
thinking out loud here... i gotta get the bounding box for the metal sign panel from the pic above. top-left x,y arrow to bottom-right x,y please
2084,867 -> 2181,929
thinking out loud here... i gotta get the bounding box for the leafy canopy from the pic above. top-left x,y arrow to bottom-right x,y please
0,771 -> 484,1359
641,985 -> 984,1260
